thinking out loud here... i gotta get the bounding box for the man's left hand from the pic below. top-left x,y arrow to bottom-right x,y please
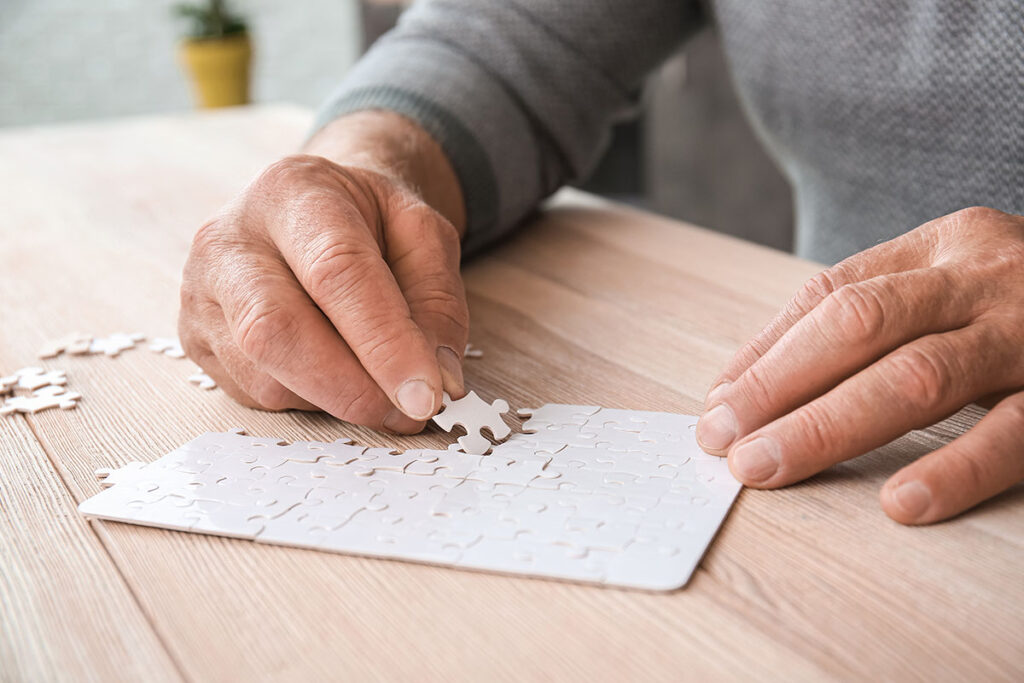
696,206 -> 1024,524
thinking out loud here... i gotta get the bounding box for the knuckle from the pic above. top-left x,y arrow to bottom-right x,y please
233,298 -> 297,366
411,284 -> 469,326
189,218 -> 225,256
888,344 -> 956,412
354,316 -> 414,366
183,220 -> 230,282
948,446 -> 991,495
259,154 -> 334,189
953,205 -> 1002,225
822,282 -> 887,344
305,241 -> 377,306
788,402 -> 835,465
794,267 -> 847,311
737,363 -> 774,412
999,394 -> 1024,429
406,204 -> 460,244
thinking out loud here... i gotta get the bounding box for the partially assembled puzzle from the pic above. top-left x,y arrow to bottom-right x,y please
15,331 -> 739,589
79,405 -> 741,591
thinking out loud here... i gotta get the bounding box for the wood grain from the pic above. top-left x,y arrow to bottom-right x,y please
0,411 -> 182,683
0,105 -> 1020,682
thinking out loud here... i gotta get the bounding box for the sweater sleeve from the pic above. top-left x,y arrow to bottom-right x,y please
313,0 -> 705,254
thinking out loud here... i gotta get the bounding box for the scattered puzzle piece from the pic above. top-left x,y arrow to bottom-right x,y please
1,385 -> 81,415
432,391 -> 512,455
89,332 -> 145,357
188,370 -> 217,390
149,337 -> 186,358
0,367 -> 68,392
38,332 -> 92,359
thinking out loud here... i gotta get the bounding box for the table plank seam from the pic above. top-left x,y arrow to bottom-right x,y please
21,414 -> 192,683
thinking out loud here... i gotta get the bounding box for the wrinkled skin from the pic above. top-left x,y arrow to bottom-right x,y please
696,206 -> 1024,524
181,127 -> 1023,527
179,154 -> 468,435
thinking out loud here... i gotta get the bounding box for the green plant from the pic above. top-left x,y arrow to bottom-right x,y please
174,0 -> 247,40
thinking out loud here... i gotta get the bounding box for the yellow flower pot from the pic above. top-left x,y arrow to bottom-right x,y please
180,33 -> 252,108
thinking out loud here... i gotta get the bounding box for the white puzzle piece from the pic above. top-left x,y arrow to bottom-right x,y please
38,332 -> 92,359
432,391 -> 512,455
2,385 -> 81,415
150,337 -> 186,358
79,408 -> 742,591
0,366 -> 68,392
89,332 -> 145,356
188,370 -> 217,390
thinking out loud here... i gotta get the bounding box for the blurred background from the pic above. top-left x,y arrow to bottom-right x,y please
0,0 -> 793,251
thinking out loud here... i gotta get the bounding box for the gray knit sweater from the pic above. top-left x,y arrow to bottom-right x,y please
315,1 -> 1024,264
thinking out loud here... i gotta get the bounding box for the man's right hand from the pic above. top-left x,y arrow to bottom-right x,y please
178,114 -> 469,434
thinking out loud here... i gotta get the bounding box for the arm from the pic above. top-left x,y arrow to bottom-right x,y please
178,0 -> 702,432
315,0 -> 704,252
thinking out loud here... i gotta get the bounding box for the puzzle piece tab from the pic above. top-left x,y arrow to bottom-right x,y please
432,391 -> 512,455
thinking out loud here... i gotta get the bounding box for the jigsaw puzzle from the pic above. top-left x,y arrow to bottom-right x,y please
432,391 -> 512,455
79,407 -> 742,591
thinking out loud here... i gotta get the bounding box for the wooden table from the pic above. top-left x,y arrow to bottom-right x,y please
2,105 -> 1021,682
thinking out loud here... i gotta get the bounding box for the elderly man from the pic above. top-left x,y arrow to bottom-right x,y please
178,1 -> 1023,526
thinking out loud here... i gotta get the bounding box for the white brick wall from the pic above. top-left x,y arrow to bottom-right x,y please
0,0 -> 360,127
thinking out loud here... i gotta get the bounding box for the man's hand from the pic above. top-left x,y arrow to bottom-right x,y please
178,112 -> 469,434
696,207 -> 1024,524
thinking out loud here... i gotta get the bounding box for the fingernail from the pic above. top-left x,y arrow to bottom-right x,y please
705,381 -> 730,407
437,346 -> 465,397
395,379 -> 436,420
730,437 -> 780,483
696,403 -> 738,451
891,481 -> 931,519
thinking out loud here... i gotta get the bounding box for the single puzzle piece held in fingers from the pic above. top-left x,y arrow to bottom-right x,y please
150,337 -> 186,358
1,385 -> 81,415
432,391 -> 512,455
